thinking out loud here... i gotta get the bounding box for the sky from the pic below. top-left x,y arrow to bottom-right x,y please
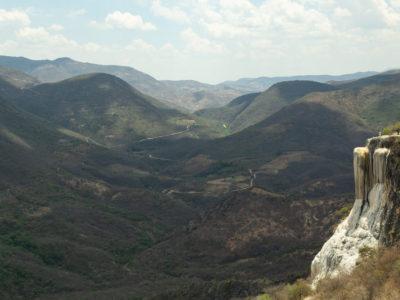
0,0 -> 400,84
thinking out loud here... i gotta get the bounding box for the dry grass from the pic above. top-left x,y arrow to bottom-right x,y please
265,280 -> 312,300
260,246 -> 400,300
314,246 -> 400,300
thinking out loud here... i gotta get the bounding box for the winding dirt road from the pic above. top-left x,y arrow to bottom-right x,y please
135,124 -> 193,143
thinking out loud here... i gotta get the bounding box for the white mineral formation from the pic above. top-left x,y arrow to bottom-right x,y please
311,137 -> 391,286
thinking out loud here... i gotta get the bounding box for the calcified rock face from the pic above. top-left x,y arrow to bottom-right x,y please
311,135 -> 400,286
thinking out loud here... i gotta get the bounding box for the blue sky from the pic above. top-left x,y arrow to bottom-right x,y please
0,0 -> 400,83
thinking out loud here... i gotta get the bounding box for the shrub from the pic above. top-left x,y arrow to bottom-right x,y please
358,245 -> 377,259
335,204 -> 353,220
382,122 -> 400,135
314,246 -> 400,299
284,279 -> 312,300
256,294 -> 272,300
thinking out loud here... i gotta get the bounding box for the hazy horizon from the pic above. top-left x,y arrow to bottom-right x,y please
0,53 -> 384,84
1,0 -> 400,83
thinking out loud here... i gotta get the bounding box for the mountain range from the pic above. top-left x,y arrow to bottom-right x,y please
0,55 -> 378,112
0,59 -> 399,299
196,80 -> 336,132
0,55 -> 242,112
219,71 -> 378,93
198,71 -> 400,134
1,70 -> 225,148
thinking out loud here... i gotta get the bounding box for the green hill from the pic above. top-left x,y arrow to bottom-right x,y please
2,59 -> 399,299
199,73 -> 400,134
0,86 -> 203,299
0,66 -> 39,88
0,97 -> 60,186
197,81 -> 335,132
0,55 -> 243,111
148,102 -> 372,190
195,92 -> 260,130
301,72 -> 400,130
127,100 -> 373,298
11,73 -> 222,147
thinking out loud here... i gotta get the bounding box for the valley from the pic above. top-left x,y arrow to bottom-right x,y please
0,56 -> 398,299
2,0 -> 400,298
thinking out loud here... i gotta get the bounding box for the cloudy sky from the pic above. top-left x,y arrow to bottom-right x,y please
0,0 -> 400,83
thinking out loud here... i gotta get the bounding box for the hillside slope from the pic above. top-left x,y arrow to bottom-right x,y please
0,97 -> 61,186
11,73 -> 221,146
220,72 -> 378,92
197,81 -> 335,132
0,55 -> 243,111
195,92 -> 260,127
23,98 -> 373,299
125,100 -> 373,298
0,62 -> 392,299
0,66 -> 39,88
301,72 -> 400,130
0,56 -> 378,112
200,72 -> 400,134
153,101 -> 372,193
0,85 -> 205,299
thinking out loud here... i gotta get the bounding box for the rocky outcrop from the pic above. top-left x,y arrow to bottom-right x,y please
311,135 -> 400,286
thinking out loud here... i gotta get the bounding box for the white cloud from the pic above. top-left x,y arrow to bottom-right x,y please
373,0 -> 400,26
0,9 -> 30,25
2,0 -> 400,83
218,0 -> 255,11
48,24 -> 64,31
194,0 -> 335,41
15,26 -> 101,56
181,28 -> 224,54
104,11 -> 156,30
390,0 -> 400,8
202,21 -> 252,38
17,27 -> 52,41
125,39 -> 156,51
334,7 -> 352,17
160,42 -> 179,55
5,26 -> 103,63
82,42 -> 101,52
151,0 -> 190,23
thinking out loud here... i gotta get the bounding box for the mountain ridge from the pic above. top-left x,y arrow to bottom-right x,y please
197,80 -> 336,132
219,71 -> 379,92
11,72 -> 208,147
0,55 -> 379,112
0,55 -> 243,112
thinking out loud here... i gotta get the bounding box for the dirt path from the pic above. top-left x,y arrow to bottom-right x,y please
135,124 -> 193,144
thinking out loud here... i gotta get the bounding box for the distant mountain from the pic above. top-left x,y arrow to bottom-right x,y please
0,56 -> 158,87
200,71 -> 400,133
0,66 -> 39,88
195,92 -> 260,128
0,55 -> 243,112
2,56 -> 399,299
301,72 -> 400,130
197,81 -> 335,132
10,72 -> 223,146
160,79 -> 243,111
220,71 -> 378,93
0,56 -> 379,112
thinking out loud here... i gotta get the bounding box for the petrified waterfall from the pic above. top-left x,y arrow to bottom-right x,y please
310,135 -> 399,286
